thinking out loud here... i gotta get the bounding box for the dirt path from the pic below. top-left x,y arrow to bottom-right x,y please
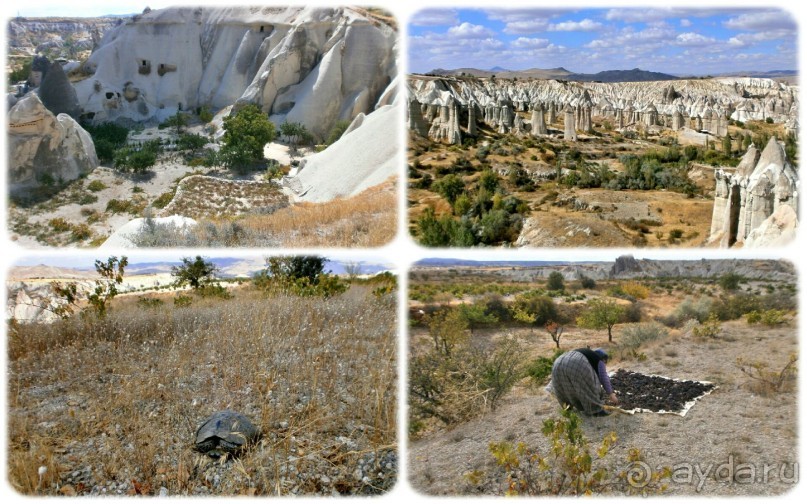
409,320 -> 797,496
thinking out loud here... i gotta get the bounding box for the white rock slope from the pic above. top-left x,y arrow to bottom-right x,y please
284,101 -> 399,203
76,6 -> 397,141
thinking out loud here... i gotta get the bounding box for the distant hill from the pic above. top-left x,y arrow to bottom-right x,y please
415,258 -> 584,268
421,66 -> 676,82
567,68 -> 678,83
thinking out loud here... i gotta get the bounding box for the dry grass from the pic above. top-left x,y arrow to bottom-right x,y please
237,182 -> 396,247
7,285 -> 397,496
160,175 -> 289,219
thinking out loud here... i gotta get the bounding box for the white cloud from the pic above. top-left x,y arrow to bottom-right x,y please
447,22 -> 496,39
549,19 -> 603,32
675,32 -> 717,46
410,9 -> 459,27
484,9 -> 569,23
511,37 -> 550,49
724,10 -> 796,31
502,19 -> 550,35
586,23 -> 677,49
680,19 -> 692,27
727,29 -> 794,48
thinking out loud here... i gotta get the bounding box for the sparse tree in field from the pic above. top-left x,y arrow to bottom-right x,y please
52,256 -> 128,319
265,256 -> 326,284
428,308 -> 469,356
547,272 -> 565,292
576,297 -> 625,342
578,273 -> 596,289
457,303 -> 499,334
545,321 -> 564,348
718,272 -> 743,292
511,291 -> 558,336
722,133 -> 732,156
172,256 -> 218,289
343,261 -> 362,280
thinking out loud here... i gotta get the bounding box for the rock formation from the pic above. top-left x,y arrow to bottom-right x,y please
563,103 -> 577,141
38,61 -> 81,118
407,99 -> 429,137
8,93 -> 97,194
74,6 -> 397,141
709,137 -> 798,247
407,75 -> 798,143
531,102 -> 546,136
467,101 -> 478,136
610,255 -> 643,277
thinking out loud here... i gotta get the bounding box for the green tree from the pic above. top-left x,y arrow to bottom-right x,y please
428,308 -> 469,356
547,271 -> 565,292
577,298 -> 625,342
220,104 -> 276,172
171,255 -> 218,289
86,256 -> 128,318
177,133 -> 208,154
457,303 -> 499,334
722,133 -> 732,156
164,111 -> 189,135
578,274 -> 596,289
718,272 -> 743,292
479,169 -> 500,192
512,291 -> 558,328
266,255 -> 326,284
433,174 -> 465,204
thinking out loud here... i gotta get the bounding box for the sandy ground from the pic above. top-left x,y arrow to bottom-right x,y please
409,320 -> 797,496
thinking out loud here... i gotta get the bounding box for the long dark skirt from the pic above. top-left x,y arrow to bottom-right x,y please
550,350 -> 604,416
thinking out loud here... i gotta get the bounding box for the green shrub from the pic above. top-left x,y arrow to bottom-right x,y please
87,180 -> 107,192
525,349 -> 564,384
152,191 -> 174,209
745,310 -> 762,324
618,322 -> 668,351
70,223 -> 93,241
326,119 -> 351,145
198,105 -> 214,123
49,218 -> 72,233
173,294 -> 193,307
197,284 -> 233,299
662,296 -> 712,327
137,297 -> 165,309
692,313 -> 721,338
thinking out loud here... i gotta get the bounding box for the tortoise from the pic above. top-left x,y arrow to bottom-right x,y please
194,410 -> 260,458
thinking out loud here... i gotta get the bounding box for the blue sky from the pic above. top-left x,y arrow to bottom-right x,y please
408,8 -> 798,75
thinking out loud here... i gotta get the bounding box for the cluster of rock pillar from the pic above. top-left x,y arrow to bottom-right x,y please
409,95 -> 732,144
710,137 -> 799,247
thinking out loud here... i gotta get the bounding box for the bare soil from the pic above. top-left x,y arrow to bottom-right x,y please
409,320 -> 797,496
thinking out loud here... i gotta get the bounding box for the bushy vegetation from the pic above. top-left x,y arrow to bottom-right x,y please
113,139 -> 163,173
415,167 -> 527,246
479,409 -> 669,495
326,120 -> 352,145
253,256 -> 346,298
82,122 -> 130,163
220,104 -> 276,173
410,306 -> 525,435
